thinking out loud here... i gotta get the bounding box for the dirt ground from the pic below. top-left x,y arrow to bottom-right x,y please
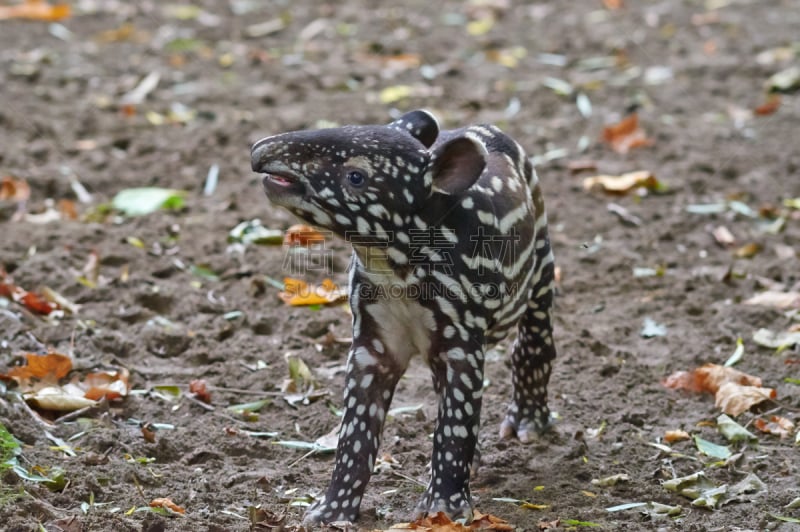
1,0 -> 799,531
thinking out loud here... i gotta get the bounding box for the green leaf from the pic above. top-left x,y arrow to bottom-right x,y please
723,338 -> 744,367
0,423 -> 20,468
662,471 -> 717,499
770,514 -> 800,524
190,265 -> 219,281
561,519 -> 602,527
693,436 -> 732,459
152,385 -> 181,400
223,310 -> 244,321
112,187 -> 185,217
786,378 -> 800,385
227,399 -> 271,414
716,414 -> 757,443
227,219 -> 284,245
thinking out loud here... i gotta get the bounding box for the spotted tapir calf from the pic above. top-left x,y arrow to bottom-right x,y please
250,110 -> 557,525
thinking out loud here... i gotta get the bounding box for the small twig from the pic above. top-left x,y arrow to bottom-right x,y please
390,470 -> 427,487
206,386 -> 283,396
185,393 -> 215,411
15,395 -> 55,428
287,448 -> 318,468
55,398 -> 107,424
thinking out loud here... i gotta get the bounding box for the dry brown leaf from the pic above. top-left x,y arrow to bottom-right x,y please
57,199 -> 79,220
0,271 -> 60,315
279,277 -> 347,306
0,176 -> 31,201
715,382 -> 776,416
141,423 -> 157,443
743,290 -> 800,309
284,224 -> 326,246
601,114 -> 654,154
662,363 -> 761,394
189,379 -> 212,403
603,0 -> 623,9
734,242 -> 761,258
81,368 -> 130,401
664,429 -> 691,443
149,497 -> 185,514
582,171 -> 659,195
753,415 -> 795,438
470,510 -> 513,531
5,352 -> 73,383
0,0 -> 70,21
754,95 -> 781,116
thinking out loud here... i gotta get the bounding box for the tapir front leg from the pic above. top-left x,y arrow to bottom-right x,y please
303,341 -> 405,524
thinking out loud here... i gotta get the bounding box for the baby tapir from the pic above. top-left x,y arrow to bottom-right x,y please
250,110 -> 557,525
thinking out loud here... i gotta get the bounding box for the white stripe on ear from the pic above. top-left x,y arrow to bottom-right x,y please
430,137 -> 487,195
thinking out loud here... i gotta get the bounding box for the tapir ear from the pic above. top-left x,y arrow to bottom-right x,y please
429,136 -> 487,195
388,109 -> 439,148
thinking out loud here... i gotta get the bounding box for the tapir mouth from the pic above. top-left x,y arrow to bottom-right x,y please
262,171 -> 306,197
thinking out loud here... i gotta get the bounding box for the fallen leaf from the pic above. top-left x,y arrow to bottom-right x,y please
734,242 -> 761,258
766,65 -> 800,93
752,328 -> 800,349
591,473 -> 630,487
664,429 -> 691,443
228,219 -> 284,245
5,353 -> 72,383
711,226 -> 735,247
723,338 -> 745,367
583,171 -> 660,195
663,363 -> 762,394
284,224 -> 326,246
715,382 -> 776,416
601,114 -> 654,154
743,291 -> 800,309
141,423 -> 156,443
119,72 -> 160,105
26,385 -> 97,411
693,435 -> 731,459
149,497 -> 185,514
754,94 -> 781,115
57,199 -> 78,220
379,84 -> 413,104
603,0 -> 623,9
0,176 -> 31,202
754,415 -> 795,438
81,368 -> 130,400
0,0 -> 70,21
716,414 -> 757,442
279,277 -> 347,306
640,317 -> 667,338
112,187 -> 185,217
189,379 -> 212,404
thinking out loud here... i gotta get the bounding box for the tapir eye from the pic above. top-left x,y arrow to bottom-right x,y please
346,170 -> 366,187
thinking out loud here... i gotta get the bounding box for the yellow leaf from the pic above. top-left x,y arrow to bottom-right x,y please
279,277 -> 346,306
467,17 -> 494,36
379,85 -> 413,104
582,171 -> 659,195
520,502 -> 549,510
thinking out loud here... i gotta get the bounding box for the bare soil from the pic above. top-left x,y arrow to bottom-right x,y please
1,1 -> 799,531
